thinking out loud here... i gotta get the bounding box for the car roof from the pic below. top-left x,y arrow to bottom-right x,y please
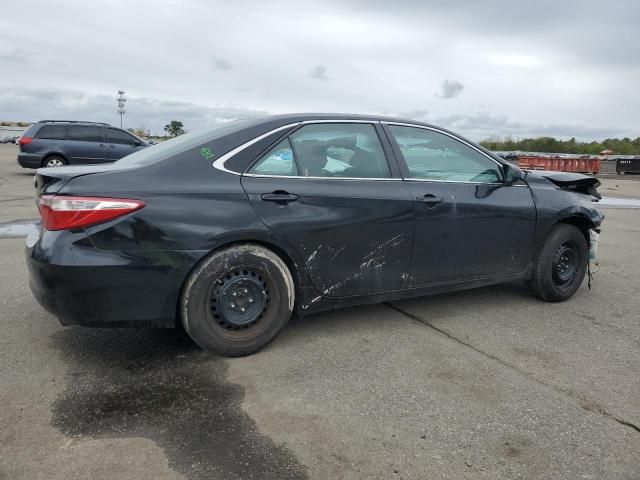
36,120 -> 111,126
254,112 -> 436,128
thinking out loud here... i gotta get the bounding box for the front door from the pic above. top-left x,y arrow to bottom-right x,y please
105,128 -> 144,160
241,122 -> 414,297
384,123 -> 536,286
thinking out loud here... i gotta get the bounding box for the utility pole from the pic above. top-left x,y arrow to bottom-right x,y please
117,90 -> 126,128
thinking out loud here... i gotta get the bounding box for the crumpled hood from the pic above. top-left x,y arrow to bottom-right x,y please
525,170 -> 601,199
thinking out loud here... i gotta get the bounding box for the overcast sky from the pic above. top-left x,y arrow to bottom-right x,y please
1,0 -> 638,139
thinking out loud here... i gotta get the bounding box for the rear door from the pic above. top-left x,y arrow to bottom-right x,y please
241,122 -> 414,297
64,125 -> 107,164
106,128 -> 144,160
384,123 -> 536,286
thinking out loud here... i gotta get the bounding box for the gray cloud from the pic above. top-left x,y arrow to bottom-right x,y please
432,113 -> 635,142
438,80 -> 464,99
0,48 -> 31,63
212,58 -> 233,71
0,87 -> 631,142
398,109 -> 429,121
0,0 -> 637,141
308,65 -> 328,81
0,88 -> 267,135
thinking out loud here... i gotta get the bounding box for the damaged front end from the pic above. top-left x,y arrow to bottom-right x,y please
524,169 -> 604,287
528,170 -> 602,199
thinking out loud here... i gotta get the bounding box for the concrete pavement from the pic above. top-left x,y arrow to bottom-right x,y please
1,143 -> 639,479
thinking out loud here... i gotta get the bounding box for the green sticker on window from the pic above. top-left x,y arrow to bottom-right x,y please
200,146 -> 215,160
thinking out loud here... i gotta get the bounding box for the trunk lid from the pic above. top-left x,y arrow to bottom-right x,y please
34,164 -> 133,197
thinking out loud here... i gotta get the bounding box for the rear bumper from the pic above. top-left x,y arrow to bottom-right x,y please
17,153 -> 42,169
25,227 -> 207,328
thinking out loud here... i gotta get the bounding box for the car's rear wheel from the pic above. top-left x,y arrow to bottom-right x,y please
180,244 -> 294,357
43,156 -> 67,168
530,224 -> 588,302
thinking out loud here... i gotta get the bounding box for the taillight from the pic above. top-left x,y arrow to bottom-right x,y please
38,195 -> 145,231
19,137 -> 33,146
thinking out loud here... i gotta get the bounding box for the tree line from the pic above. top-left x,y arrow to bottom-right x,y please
479,136 -> 640,155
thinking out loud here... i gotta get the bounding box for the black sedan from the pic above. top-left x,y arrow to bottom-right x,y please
26,114 -> 603,356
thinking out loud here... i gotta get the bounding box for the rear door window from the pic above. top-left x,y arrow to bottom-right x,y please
107,128 -> 139,145
35,125 -> 68,140
67,126 -> 105,143
289,123 -> 390,178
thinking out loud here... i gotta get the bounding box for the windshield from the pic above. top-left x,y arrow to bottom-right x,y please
116,118 -> 266,167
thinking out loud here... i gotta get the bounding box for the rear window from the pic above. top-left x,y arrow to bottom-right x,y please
35,125 -> 68,140
116,118 -> 267,167
67,126 -> 104,142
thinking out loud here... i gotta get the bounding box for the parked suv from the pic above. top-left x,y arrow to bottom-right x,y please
17,120 -> 149,168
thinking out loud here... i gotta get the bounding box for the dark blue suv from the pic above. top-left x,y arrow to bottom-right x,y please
18,120 -> 149,168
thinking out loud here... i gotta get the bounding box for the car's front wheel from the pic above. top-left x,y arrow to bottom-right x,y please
530,224 -> 588,302
43,156 -> 67,168
180,244 -> 295,357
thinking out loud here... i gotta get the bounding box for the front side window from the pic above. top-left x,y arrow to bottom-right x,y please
66,125 -> 104,143
107,128 -> 138,145
36,124 -> 68,140
249,139 -> 297,176
289,123 -> 389,178
389,125 -> 502,183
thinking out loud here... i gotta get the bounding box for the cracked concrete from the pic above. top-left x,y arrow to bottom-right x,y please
384,302 -> 640,435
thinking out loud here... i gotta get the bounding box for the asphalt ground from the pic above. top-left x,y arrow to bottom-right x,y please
0,143 -> 639,479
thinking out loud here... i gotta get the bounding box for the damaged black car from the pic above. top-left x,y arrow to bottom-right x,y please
26,114 -> 603,356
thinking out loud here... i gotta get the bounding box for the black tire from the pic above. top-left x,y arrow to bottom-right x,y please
530,224 -> 588,302
43,156 -> 67,168
180,244 -> 294,357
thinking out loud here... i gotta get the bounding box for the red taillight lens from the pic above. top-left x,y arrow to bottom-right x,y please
19,137 -> 33,146
38,195 -> 145,231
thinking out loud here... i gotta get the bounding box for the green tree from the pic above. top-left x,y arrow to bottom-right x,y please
163,120 -> 185,137
479,136 -> 640,155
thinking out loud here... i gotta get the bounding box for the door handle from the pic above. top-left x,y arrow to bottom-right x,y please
416,194 -> 443,207
98,143 -> 106,147
261,191 -> 299,204
108,144 -> 117,148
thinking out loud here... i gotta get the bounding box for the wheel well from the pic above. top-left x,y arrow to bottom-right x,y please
175,239 -> 303,326
41,152 -> 67,166
558,216 -> 593,245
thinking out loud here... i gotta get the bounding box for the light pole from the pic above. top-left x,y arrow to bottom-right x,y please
117,90 -> 126,128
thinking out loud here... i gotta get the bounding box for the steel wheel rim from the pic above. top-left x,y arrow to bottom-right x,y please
552,242 -> 579,288
209,269 -> 269,331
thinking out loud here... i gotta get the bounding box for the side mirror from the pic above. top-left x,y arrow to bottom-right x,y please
133,140 -> 142,146
503,162 -> 524,185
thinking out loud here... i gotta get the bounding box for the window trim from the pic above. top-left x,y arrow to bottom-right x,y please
242,121 -> 397,180
215,120 -> 400,178
213,123 -> 300,175
213,118 -> 513,184
382,122 -> 506,185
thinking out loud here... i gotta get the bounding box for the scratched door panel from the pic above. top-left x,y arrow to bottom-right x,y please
405,181 -> 536,285
241,176 -> 414,297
